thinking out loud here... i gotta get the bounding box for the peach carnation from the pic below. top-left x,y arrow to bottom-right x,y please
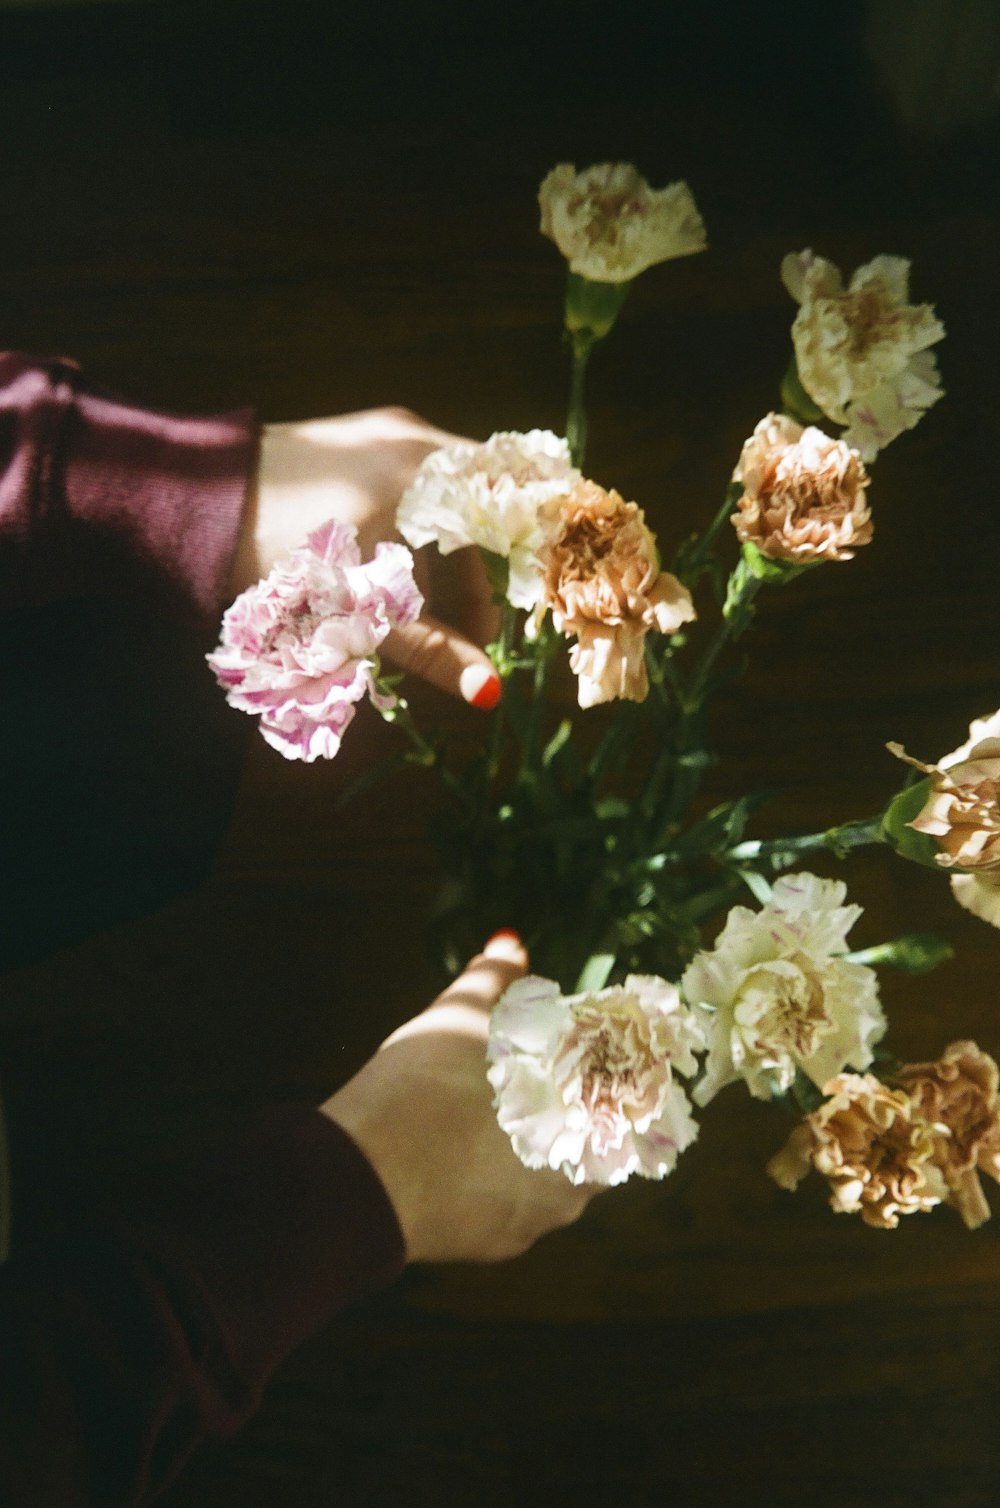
782,249 -> 944,461
767,1072 -> 948,1229
487,973 -> 704,1186
536,479 -> 695,707
890,708 -> 1000,929
539,162 -> 706,283
897,1040 -> 1000,1229
732,413 -> 872,563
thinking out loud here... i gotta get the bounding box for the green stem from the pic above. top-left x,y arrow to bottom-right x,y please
724,816 -> 885,868
384,699 -> 469,808
675,483 -> 743,587
566,334 -> 593,469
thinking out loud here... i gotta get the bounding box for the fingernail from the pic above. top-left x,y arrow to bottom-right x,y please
460,663 -> 502,711
484,928 -> 524,959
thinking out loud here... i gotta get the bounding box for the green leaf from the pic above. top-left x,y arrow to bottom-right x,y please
575,951 -> 617,992
843,932 -> 954,974
738,867 -> 774,906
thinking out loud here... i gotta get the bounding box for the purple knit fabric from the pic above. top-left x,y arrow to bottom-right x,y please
0,355 -> 406,1505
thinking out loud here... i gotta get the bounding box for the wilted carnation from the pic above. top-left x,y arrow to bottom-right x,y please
890,709 -> 1000,929
536,479 -> 695,707
487,973 -> 704,1186
207,519 -> 421,762
682,873 -> 885,1106
396,429 -> 579,610
898,1040 -> 1000,1230
766,1072 -> 947,1229
782,249 -> 944,461
732,413 -> 872,562
539,162 -> 706,284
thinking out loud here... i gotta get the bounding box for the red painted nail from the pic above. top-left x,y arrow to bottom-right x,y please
486,928 -> 522,948
460,663 -> 502,711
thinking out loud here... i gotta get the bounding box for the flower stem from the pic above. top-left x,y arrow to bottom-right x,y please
723,816 -> 885,868
566,333 -> 593,469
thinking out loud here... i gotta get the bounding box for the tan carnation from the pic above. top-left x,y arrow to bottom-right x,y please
767,1072 -> 947,1229
890,709 -> 1000,929
537,480 -> 695,707
897,1040 -> 1000,1229
732,413 -> 872,563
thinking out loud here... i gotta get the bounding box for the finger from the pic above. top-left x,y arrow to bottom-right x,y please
444,544 -> 502,647
383,614 -> 501,709
381,932 -> 528,1048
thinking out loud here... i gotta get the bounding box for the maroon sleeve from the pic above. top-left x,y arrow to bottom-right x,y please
0,352 -> 255,622
0,1106 -> 406,1506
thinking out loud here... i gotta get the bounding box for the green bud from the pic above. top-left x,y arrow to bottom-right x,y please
881,777 -> 941,868
564,272 -> 631,340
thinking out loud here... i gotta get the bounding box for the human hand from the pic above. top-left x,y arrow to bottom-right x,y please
229,406 -> 501,707
321,933 -> 595,1263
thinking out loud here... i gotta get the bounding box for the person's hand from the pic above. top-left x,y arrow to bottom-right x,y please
229,406 -> 501,708
321,932 -> 594,1263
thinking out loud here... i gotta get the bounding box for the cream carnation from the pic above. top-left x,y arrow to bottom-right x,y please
891,709 -> 1000,930
782,249 -> 944,461
536,479 -> 695,707
487,973 -> 704,1186
539,162 -> 706,284
732,413 -> 872,562
766,1072 -> 948,1229
207,519 -> 421,762
683,873 -> 885,1106
396,429 -> 579,610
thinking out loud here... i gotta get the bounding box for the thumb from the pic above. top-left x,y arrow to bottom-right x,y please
382,614 -> 502,709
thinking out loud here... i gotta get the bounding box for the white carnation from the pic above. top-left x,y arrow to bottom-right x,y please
782,249 -> 944,461
487,973 -> 704,1186
682,872 -> 885,1106
396,429 -> 578,610
539,162 -> 706,284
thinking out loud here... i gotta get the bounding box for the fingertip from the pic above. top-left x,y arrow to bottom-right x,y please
483,929 -> 527,966
459,662 -> 502,711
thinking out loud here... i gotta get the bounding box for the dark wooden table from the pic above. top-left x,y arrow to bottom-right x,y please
2,3 -> 999,1503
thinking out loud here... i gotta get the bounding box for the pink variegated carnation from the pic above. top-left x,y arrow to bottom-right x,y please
487,973 -> 704,1186
207,519 -> 422,762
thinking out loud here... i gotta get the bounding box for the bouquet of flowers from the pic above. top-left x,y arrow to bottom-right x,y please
210,161 -> 1000,1233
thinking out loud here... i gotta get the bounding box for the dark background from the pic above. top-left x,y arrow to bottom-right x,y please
1,1 -> 999,1503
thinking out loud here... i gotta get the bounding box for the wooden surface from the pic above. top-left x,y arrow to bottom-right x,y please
2,2 -> 999,1503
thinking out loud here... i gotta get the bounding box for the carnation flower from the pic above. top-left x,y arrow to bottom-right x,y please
396,430 -> 579,610
682,873 -> 885,1106
890,709 -> 1000,929
487,973 -> 704,1186
781,249 -> 944,461
766,1072 -> 948,1229
898,1040 -> 1000,1230
207,519 -> 421,762
731,413 -> 872,563
535,479 -> 695,707
539,162 -> 706,284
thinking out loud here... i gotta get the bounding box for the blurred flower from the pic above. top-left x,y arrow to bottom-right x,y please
536,479 -> 695,707
781,249 -> 944,461
898,1039 -> 1000,1229
487,972 -> 704,1186
731,413 -> 872,562
890,708 -> 1000,929
396,429 -> 579,610
539,162 -> 706,284
207,520 -> 421,762
766,1072 -> 948,1229
683,873 -> 885,1105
